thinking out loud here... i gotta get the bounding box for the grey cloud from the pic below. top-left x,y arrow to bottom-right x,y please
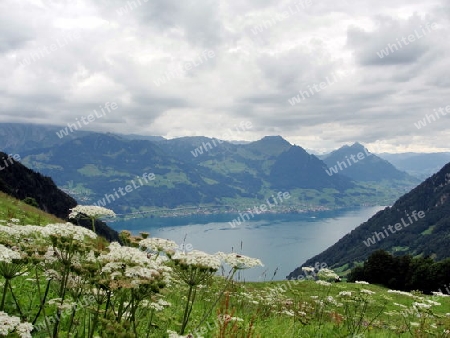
347,14 -> 436,66
0,0 -> 449,152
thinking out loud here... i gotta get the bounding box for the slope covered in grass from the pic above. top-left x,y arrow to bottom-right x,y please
0,215 -> 448,337
0,191 -> 63,225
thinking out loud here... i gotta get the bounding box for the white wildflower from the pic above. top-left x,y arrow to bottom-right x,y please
317,268 -> 339,281
125,266 -> 161,281
413,302 -> 431,309
167,330 -> 193,338
355,281 -> 369,284
147,298 -> 171,311
426,299 -> 441,306
0,311 -> 32,337
0,225 -> 47,242
315,280 -> 331,287
216,252 -> 263,270
45,223 -> 97,241
432,291 -> 449,297
281,309 -> 295,316
218,314 -> 244,323
0,311 -> 20,335
44,246 -> 57,263
0,244 -> 21,263
302,266 -> 315,272
326,296 -> 338,305
69,205 -> 116,219
91,288 -> 107,297
85,250 -> 98,263
173,250 -> 221,270
100,242 -> 149,266
360,289 -> 376,295
388,289 -> 414,297
44,269 -> 60,280
338,291 -> 352,297
139,238 -> 179,255
16,322 -> 33,338
48,298 -> 63,305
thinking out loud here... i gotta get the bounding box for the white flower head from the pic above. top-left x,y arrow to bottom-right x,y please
218,314 -> 244,323
338,291 -> 352,297
432,291 -> 449,297
426,299 -> 441,306
69,205 -> 116,219
167,330 -> 195,338
16,322 -> 33,338
317,268 -> 339,281
172,250 -> 221,270
388,289 -> 414,297
316,280 -> 331,287
0,244 -> 22,263
302,266 -> 315,272
45,223 -> 97,241
413,302 -> 431,309
100,242 -> 150,266
0,311 -> 32,337
139,238 -> 178,255
216,252 -> 263,270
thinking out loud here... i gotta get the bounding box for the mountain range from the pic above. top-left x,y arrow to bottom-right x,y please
2,123 -> 450,284
321,143 -> 412,182
1,123 -> 445,180
378,152 -> 450,179
0,123 -> 420,216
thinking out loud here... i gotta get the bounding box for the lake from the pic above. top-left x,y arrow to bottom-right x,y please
110,206 -> 384,281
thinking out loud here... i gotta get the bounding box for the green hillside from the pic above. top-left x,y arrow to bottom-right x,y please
19,133 -> 417,217
0,210 -> 449,337
0,151 -> 119,241
289,161 -> 450,279
0,191 -> 63,225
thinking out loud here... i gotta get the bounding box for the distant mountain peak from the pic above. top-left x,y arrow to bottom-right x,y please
245,136 -> 292,157
328,142 -> 370,156
322,142 -> 415,182
259,135 -> 291,145
350,142 -> 369,151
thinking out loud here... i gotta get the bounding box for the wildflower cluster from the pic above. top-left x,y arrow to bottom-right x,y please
68,205 -> 116,232
0,311 -> 33,337
0,218 -> 177,337
217,252 -> 264,270
68,205 -> 116,219
0,211 -> 449,337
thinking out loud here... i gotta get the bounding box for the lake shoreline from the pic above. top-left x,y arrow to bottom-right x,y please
109,206 -> 385,281
108,203 -> 386,223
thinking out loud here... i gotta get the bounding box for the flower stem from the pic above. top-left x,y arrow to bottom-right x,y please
180,283 -> 196,335
0,278 -> 9,311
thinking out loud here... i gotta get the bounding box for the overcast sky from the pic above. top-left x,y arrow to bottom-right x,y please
1,0 -> 449,153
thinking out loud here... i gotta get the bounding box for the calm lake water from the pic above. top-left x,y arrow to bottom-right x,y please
110,206 -> 384,281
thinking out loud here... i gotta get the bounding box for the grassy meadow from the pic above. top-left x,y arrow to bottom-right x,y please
0,201 -> 449,337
